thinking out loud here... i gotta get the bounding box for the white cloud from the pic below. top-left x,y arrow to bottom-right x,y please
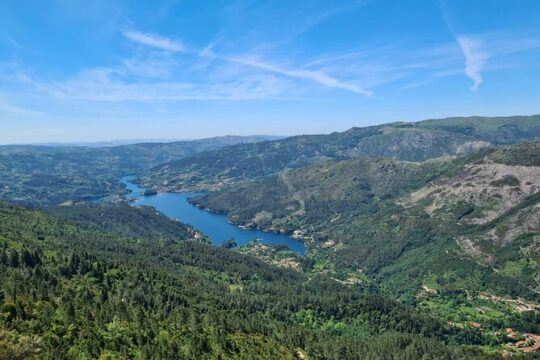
217,55 -> 373,96
123,31 -> 185,52
36,66 -> 297,102
456,36 -> 489,91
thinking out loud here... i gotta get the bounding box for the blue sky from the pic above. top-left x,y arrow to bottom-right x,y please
1,0 -> 540,143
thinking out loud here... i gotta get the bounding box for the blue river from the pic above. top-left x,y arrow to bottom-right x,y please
121,176 -> 306,255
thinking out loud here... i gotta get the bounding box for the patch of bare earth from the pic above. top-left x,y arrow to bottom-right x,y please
456,204 -> 540,261
242,243 -> 302,270
271,258 -> 302,270
478,293 -> 540,312
402,161 -> 540,224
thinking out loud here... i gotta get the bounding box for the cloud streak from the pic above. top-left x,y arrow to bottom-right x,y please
224,56 -> 373,96
123,30 -> 185,52
10,26 -> 540,106
196,46 -> 373,96
456,35 -> 488,91
439,1 -> 488,91
122,30 -> 373,96
34,67 -> 298,102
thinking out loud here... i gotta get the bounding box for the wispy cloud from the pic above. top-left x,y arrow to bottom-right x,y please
0,99 -> 42,116
7,25 -> 540,106
33,67 -> 298,102
121,56 -> 176,79
2,34 -> 26,51
123,30 -> 373,96
439,1 -> 491,91
218,55 -> 373,96
123,30 -> 185,52
456,35 -> 488,91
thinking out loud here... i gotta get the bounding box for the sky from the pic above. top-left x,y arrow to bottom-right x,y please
1,0 -> 540,144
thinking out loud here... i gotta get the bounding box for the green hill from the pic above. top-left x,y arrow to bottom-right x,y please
0,201 -> 504,359
49,202 -> 205,242
191,142 -> 540,336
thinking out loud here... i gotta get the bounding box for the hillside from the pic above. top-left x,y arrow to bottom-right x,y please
49,202 -> 206,242
192,142 -> 540,338
141,115 -> 540,192
0,201 -> 505,359
0,135 -> 275,206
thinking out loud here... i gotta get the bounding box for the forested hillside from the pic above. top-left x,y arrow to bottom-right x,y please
192,142 -> 540,343
0,201 -> 511,359
0,135 -> 275,206
142,115 -> 540,192
49,202 -> 206,242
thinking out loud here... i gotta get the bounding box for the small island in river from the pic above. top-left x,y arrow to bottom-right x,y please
143,189 -> 158,196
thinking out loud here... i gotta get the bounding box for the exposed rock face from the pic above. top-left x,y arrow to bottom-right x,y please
455,141 -> 492,155
404,161 -> 540,224
396,147 -> 540,295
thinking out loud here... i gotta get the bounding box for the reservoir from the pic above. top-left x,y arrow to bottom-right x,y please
121,176 -> 306,255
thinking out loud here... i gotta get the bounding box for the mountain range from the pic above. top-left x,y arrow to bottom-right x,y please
0,135 -> 277,206
141,115 -> 540,192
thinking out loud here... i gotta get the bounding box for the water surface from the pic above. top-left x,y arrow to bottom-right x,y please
121,176 -> 305,255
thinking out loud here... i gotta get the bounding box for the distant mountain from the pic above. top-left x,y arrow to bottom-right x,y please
14,135 -> 284,148
142,115 -> 540,192
0,135 -> 278,206
26,139 -> 184,147
192,141 -> 540,329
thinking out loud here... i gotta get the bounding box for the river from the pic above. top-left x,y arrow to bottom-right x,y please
120,176 -> 306,255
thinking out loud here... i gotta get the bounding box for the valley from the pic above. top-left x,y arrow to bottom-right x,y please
0,135 -> 277,206
121,176 -> 306,254
1,116 -> 540,358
